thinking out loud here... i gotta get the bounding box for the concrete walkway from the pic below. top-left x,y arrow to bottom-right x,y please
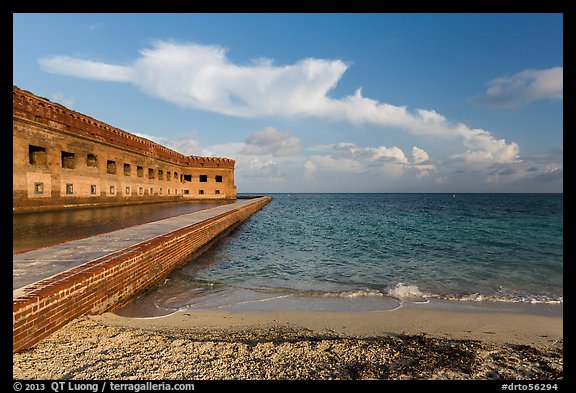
13,198 -> 267,292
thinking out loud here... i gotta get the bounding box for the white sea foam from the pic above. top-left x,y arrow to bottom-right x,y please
322,288 -> 384,298
387,283 -> 429,303
385,283 -> 563,305
216,294 -> 294,309
443,293 -> 563,304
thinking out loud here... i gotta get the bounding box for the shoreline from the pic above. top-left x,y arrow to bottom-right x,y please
101,299 -> 563,346
112,282 -> 564,318
13,300 -> 563,380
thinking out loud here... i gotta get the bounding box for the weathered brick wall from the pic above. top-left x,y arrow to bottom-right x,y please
13,86 -> 237,212
13,197 -> 272,353
13,87 -> 234,169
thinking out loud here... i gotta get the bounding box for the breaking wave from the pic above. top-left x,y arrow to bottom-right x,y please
439,292 -> 563,304
386,283 -> 563,304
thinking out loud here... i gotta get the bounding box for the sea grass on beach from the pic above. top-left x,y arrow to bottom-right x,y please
13,317 -> 562,380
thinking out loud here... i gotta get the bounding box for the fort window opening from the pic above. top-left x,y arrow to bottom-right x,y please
61,151 -> 76,169
183,174 -> 192,182
183,189 -> 189,195
90,185 -> 97,195
87,154 -> 97,168
139,187 -> 143,195
137,166 -> 144,177
29,145 -> 47,166
149,187 -> 154,195
215,175 -> 223,183
34,182 -> 44,194
167,171 -> 171,181
200,175 -> 208,182
174,172 -> 178,181
65,183 -> 73,195
124,163 -> 131,176
199,189 -> 205,195
158,169 -> 164,180
107,160 -> 116,174
215,189 -> 221,195
159,188 -> 163,195
148,168 -> 154,179
125,186 -> 131,195
110,185 -> 116,195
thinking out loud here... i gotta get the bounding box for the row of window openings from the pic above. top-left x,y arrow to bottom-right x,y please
29,146 -> 223,182
34,182 -> 221,196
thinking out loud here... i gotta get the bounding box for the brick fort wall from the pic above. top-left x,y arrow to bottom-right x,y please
13,196 -> 272,353
13,86 -> 237,213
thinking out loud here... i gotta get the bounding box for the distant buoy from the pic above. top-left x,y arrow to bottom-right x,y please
453,194 -> 456,197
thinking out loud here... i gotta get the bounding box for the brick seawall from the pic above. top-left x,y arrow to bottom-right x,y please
13,196 -> 272,353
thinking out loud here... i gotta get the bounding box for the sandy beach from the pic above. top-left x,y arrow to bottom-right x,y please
13,301 -> 563,380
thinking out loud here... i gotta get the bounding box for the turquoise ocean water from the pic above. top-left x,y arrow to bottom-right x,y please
116,193 -> 563,316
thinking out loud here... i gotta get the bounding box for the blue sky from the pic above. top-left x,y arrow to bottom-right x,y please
13,13 -> 563,193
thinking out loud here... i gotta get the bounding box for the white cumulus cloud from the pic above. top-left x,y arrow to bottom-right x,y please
412,146 -> 430,164
330,142 -> 409,165
411,146 -> 435,178
39,40 -> 521,169
452,127 -> 520,164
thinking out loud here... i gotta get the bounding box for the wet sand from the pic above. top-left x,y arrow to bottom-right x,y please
13,301 -> 563,380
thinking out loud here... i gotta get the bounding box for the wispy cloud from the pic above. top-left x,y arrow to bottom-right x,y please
39,39 -> 520,168
131,132 -> 200,156
40,56 -> 133,82
469,67 -> 563,108
240,127 -> 301,157
87,22 -> 105,32
51,91 -> 75,108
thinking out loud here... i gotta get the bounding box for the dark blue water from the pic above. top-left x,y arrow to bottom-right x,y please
116,193 -> 563,316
